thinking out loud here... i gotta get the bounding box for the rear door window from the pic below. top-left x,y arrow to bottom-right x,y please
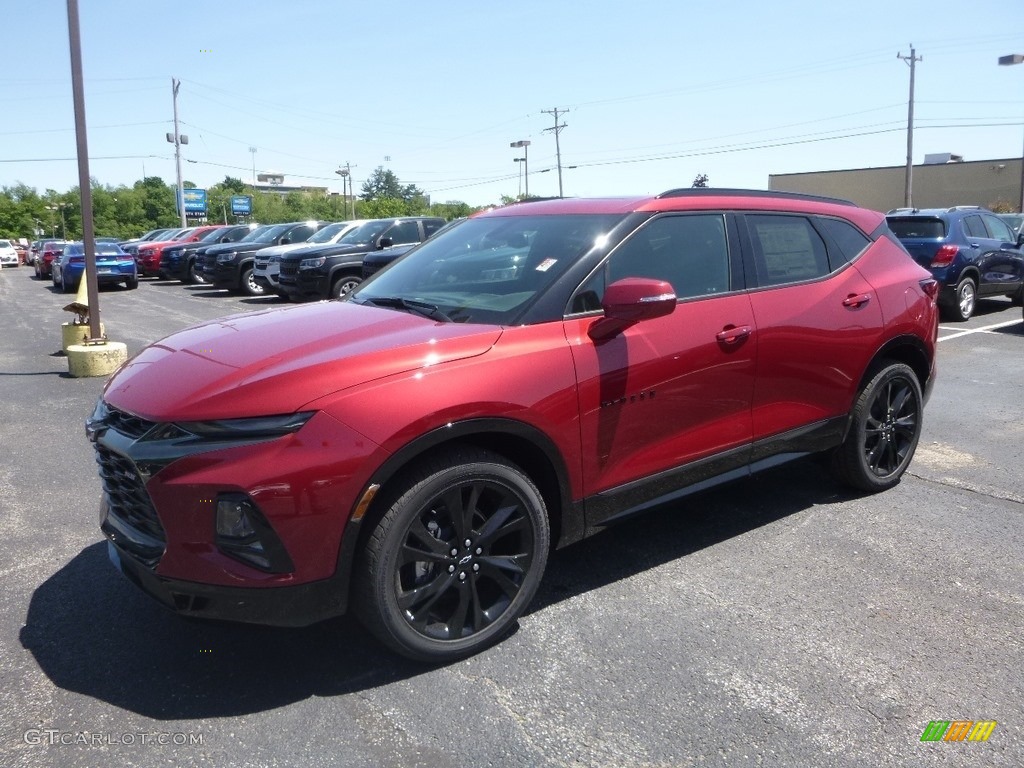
745,215 -> 829,286
385,221 -> 422,245
962,215 -> 989,240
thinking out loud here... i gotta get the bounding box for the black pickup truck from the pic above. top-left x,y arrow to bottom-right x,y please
277,217 -> 445,301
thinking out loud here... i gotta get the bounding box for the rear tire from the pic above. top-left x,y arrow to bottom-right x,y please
831,362 -> 923,493
943,276 -> 976,322
354,447 -> 550,662
126,275 -> 139,290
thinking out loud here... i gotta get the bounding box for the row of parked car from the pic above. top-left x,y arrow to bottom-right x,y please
16,206 -> 1024,323
115,216 -> 450,301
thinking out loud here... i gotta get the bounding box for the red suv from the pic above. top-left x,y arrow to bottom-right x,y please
87,190 -> 938,662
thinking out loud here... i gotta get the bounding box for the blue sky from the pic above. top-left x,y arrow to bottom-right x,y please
3,0 -> 1023,206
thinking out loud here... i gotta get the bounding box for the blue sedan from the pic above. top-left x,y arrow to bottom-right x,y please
52,242 -> 139,292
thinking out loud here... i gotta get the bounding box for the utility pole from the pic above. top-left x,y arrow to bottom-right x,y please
336,162 -> 356,219
542,108 -> 569,197
168,78 -> 188,227
897,45 -> 922,208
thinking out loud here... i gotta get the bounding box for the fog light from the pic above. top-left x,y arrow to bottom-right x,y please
214,494 -> 294,573
216,498 -> 257,539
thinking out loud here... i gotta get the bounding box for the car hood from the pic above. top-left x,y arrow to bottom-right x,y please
204,241 -> 271,255
282,242 -> 375,260
102,301 -> 503,422
254,243 -> 310,259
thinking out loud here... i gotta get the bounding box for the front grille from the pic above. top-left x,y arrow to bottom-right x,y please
362,263 -> 381,279
279,262 -> 298,278
204,254 -> 217,271
255,258 -> 268,269
95,444 -> 166,565
105,406 -> 156,439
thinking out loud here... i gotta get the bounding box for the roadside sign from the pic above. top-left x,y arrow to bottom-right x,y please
180,188 -> 208,217
231,195 -> 253,216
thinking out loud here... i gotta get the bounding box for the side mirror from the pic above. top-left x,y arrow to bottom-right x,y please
1016,232 -> 1024,248
378,237 -> 394,249
588,278 -> 676,341
280,237 -> 291,245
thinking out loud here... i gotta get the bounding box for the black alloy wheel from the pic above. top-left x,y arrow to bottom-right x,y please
832,362 -> 923,492
356,447 -> 549,662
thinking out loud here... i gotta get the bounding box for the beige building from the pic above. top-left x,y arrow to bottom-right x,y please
769,157 -> 1023,213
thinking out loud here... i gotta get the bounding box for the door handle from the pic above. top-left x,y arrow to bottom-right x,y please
716,325 -> 752,344
842,293 -> 872,308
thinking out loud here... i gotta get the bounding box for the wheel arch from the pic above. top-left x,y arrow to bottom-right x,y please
337,418 -> 580,611
857,334 -> 933,401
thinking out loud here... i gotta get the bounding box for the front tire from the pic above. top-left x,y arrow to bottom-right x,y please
331,273 -> 361,299
831,362 -> 923,493
355,447 -> 550,663
241,267 -> 265,296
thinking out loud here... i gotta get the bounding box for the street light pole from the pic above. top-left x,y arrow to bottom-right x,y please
249,146 -> 257,187
510,140 -> 531,198
513,158 -> 525,197
998,54 -> 1024,213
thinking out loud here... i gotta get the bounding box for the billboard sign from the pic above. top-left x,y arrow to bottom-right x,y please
230,195 -> 253,216
181,188 -> 207,216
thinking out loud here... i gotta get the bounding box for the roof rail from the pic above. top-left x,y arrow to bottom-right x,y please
656,188 -> 856,206
885,207 -> 919,215
946,205 -> 984,212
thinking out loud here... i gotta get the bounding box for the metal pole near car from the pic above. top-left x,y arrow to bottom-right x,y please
65,0 -> 100,342
898,45 -> 921,208
998,54 -> 1024,213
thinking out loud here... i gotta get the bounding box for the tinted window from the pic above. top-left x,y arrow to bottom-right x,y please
747,215 -> 829,286
424,220 -> 444,237
287,225 -> 316,243
356,214 -> 619,325
385,221 -> 422,245
604,214 -> 730,300
982,214 -> 1014,242
887,218 -> 946,239
817,217 -> 870,267
962,215 -> 988,239
307,222 -> 348,243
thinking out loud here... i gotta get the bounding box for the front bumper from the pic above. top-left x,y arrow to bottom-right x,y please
88,402 -> 382,625
105,537 -> 352,626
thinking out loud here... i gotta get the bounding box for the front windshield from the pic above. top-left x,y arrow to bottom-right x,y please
240,224 -> 287,243
353,214 -> 620,325
171,228 -> 198,241
338,220 -> 390,246
307,221 -> 348,243
197,227 -> 229,244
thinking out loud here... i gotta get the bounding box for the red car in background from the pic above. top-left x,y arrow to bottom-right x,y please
135,225 -> 223,277
88,190 -> 939,663
34,241 -> 68,279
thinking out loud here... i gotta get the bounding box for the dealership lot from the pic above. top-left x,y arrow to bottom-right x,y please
1,269 -> 1022,767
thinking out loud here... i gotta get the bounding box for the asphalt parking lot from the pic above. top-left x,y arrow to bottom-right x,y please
1,266 -> 1022,768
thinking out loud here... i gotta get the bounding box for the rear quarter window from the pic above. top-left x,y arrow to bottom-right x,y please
886,218 -> 946,239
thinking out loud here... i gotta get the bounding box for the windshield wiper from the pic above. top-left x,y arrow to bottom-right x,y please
361,296 -> 452,322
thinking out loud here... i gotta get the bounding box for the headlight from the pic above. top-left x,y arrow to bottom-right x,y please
174,411 -> 314,439
216,251 -> 237,263
299,256 -> 327,269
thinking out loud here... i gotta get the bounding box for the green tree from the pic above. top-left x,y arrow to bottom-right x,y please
356,197 -> 407,219
360,166 -> 424,204
692,173 -> 709,188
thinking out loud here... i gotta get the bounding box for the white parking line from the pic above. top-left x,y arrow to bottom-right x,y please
937,318 -> 1023,342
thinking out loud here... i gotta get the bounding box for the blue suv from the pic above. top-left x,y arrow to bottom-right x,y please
886,206 -> 1024,321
